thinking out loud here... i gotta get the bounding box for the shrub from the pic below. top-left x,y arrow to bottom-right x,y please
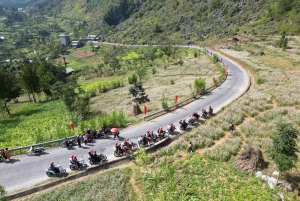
194,78 -> 206,92
151,66 -> 157,74
161,93 -> 169,110
128,73 -> 138,84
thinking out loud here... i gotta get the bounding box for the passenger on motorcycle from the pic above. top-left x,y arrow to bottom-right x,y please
123,138 -> 130,147
115,142 -> 121,152
137,135 -> 144,148
179,119 -> 188,130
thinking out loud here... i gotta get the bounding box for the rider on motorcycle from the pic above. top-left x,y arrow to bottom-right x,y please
88,151 -> 98,163
187,115 -> 195,124
157,127 -> 166,138
192,112 -> 200,120
167,123 -> 175,132
69,155 -> 77,167
49,162 -> 59,173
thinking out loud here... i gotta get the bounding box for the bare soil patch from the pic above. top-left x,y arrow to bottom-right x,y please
71,49 -> 95,58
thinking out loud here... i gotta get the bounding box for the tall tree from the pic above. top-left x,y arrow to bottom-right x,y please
18,60 -> 41,102
0,68 -> 21,115
129,82 -> 150,104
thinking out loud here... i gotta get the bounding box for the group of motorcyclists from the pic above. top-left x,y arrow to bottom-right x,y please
48,106 -> 216,173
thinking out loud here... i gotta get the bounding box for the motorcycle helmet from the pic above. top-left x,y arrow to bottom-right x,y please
126,138 -> 129,141
50,162 -> 54,165
209,106 -> 211,108
123,139 -> 126,142
88,151 -> 91,154
71,155 -> 74,158
74,156 -> 77,159
93,150 -> 97,154
140,134 -> 143,137
115,142 -> 118,145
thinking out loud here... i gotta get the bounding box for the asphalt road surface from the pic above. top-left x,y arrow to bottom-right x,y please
0,48 -> 249,193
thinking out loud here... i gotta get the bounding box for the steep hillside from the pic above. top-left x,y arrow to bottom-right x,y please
0,0 -> 44,8
34,0 -> 300,45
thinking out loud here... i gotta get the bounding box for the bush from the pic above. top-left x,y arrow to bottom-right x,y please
0,184 -> 6,198
194,78 -> 206,92
128,73 -> 138,84
151,66 -> 157,74
161,93 -> 169,109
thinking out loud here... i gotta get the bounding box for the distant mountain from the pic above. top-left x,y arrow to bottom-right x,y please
0,0 -> 45,8
33,0 -> 300,45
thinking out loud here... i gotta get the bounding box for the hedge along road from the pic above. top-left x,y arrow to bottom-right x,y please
0,46 -> 249,194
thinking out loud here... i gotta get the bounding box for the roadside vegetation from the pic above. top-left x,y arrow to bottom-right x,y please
0,44 -> 222,149
24,35 -> 300,200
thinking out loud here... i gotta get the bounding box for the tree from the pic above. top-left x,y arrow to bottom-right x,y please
194,78 -> 206,92
277,31 -> 288,51
35,61 -> 55,99
0,68 -> 21,115
270,123 -> 299,172
97,63 -> 105,76
136,67 -> 146,81
55,75 -> 90,118
18,60 -> 40,102
109,57 -> 121,73
129,82 -> 150,104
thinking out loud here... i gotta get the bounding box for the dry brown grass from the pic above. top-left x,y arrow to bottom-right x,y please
89,54 -> 221,118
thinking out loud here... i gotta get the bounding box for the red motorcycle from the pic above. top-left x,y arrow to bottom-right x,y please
128,141 -> 138,151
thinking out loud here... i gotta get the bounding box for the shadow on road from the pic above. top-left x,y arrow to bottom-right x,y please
4,159 -> 20,164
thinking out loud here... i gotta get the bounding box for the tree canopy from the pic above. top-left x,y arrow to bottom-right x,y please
0,68 -> 21,115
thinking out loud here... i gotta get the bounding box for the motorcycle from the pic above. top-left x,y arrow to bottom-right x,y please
187,116 -> 196,125
156,131 -> 169,141
114,146 -> 131,157
88,153 -> 108,165
127,141 -> 138,151
61,139 -> 76,149
69,157 -> 88,170
167,125 -> 176,133
27,146 -> 45,156
46,164 -> 66,177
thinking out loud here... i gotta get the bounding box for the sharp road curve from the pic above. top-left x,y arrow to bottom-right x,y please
0,47 -> 249,193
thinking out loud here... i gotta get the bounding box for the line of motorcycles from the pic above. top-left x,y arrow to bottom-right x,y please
45,151 -> 108,177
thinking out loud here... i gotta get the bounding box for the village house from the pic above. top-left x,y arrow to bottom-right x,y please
86,35 -> 98,41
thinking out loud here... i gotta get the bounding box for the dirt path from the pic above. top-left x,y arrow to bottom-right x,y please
130,168 -> 143,201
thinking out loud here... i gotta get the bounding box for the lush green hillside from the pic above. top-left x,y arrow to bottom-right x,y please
34,0 -> 300,45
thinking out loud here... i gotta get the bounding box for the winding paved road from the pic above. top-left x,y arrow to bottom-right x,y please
0,47 -> 249,194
